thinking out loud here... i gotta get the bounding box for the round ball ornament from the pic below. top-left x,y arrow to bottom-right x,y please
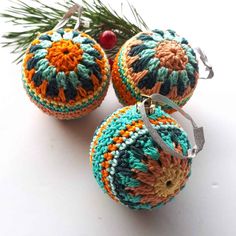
90,94 -> 205,210
22,6 -> 110,119
112,29 -> 213,113
99,30 -> 118,50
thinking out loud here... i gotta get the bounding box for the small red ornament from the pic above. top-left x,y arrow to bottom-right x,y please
109,58 -> 114,68
99,30 -> 117,50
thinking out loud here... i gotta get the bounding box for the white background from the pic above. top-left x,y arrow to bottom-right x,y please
0,0 -> 235,235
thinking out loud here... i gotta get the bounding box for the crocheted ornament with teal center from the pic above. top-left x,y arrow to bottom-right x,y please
90,105 -> 192,210
22,28 -> 110,120
112,29 -> 199,113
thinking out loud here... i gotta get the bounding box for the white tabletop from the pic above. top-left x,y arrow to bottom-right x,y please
0,0 -> 235,235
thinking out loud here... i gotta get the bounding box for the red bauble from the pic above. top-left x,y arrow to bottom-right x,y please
109,58 -> 114,68
99,30 -> 117,50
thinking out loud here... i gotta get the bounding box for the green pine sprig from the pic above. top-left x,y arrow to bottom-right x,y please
0,0 -> 148,63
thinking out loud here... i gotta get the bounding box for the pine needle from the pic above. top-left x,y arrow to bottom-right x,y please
0,0 -> 148,64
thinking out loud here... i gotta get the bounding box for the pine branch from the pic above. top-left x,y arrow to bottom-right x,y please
0,0 -> 148,64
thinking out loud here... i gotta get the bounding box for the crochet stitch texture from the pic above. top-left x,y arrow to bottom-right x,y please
22,28 -> 110,119
90,105 -> 192,210
112,29 -> 199,112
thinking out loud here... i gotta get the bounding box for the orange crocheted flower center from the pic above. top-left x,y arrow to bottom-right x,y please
156,40 -> 188,71
46,39 -> 83,73
126,151 -> 191,207
154,165 -> 187,198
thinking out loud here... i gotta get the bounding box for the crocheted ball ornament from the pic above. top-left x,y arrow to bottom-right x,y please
112,29 -> 199,113
22,28 -> 110,119
90,105 -> 192,210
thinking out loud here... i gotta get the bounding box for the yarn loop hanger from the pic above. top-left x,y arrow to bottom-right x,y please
139,93 -> 205,159
195,47 -> 214,79
53,3 -> 83,31
54,4 -> 214,81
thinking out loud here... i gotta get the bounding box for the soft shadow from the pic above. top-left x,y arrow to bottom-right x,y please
54,100 -> 122,159
113,201 -> 183,235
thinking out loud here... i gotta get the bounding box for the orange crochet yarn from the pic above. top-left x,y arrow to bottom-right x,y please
22,29 -> 110,119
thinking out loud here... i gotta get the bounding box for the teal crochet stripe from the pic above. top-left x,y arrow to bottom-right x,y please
90,105 -> 192,210
116,47 -> 143,102
22,75 -> 109,113
112,29 -> 199,113
22,28 -> 110,119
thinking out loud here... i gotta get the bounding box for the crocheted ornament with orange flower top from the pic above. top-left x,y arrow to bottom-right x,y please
112,29 -> 199,113
22,28 -> 110,119
90,104 -> 192,210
